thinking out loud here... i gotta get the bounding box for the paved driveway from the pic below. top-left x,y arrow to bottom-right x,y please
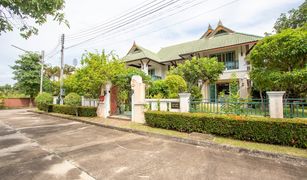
0,109 -> 306,180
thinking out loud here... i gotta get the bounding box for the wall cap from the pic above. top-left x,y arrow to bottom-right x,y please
266,91 -> 286,96
179,93 -> 191,97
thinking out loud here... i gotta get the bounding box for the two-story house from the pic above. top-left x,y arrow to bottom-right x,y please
123,21 -> 262,99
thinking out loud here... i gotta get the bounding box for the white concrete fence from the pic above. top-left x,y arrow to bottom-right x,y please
95,75 -> 287,124
53,96 -> 99,107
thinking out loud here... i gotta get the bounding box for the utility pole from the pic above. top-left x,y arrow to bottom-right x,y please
59,34 -> 65,104
39,50 -> 45,93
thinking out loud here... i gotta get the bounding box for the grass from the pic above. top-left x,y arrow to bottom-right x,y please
214,137 -> 307,158
124,123 -> 189,139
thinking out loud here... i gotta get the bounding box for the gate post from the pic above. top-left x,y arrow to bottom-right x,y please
96,82 -> 112,118
131,75 -> 146,123
266,91 -> 285,118
179,93 -> 191,112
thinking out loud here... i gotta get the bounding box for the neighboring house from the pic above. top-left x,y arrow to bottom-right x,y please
122,21 -> 262,99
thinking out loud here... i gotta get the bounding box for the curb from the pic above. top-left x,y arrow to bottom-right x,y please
28,110 -> 307,166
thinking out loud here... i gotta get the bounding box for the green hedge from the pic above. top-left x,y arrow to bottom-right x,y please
145,111 -> 307,148
43,104 -> 97,117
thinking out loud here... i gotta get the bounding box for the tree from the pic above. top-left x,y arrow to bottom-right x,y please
0,0 -> 68,38
249,26 -> 307,98
64,51 -> 126,98
274,1 -> 307,33
45,64 -> 75,81
11,52 -> 41,104
170,57 -> 225,91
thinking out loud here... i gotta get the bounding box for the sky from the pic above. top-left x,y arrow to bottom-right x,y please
0,0 -> 304,85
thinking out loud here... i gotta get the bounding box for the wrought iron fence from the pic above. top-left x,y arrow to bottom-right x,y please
283,98 -> 306,118
190,98 -> 269,117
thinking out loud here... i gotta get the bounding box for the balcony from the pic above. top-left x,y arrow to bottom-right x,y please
224,61 -> 239,70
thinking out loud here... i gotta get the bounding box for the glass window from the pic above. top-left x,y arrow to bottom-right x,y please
210,51 -> 238,70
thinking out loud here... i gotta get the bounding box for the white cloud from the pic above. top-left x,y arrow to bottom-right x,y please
0,0 -> 304,85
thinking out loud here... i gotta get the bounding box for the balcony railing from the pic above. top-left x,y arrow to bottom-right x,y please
224,61 -> 239,70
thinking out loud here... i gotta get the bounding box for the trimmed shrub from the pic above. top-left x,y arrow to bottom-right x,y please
35,92 -> 53,111
64,93 -> 81,106
51,104 -> 96,117
145,111 -> 307,148
78,106 -> 97,117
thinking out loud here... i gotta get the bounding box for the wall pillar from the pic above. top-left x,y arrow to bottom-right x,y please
131,75 -> 146,123
201,82 -> 209,99
96,82 -> 112,118
179,93 -> 191,112
266,91 -> 285,118
141,59 -> 149,75
239,78 -> 249,98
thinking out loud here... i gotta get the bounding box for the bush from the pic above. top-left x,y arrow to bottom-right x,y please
190,86 -> 202,100
165,75 -> 187,98
64,93 -> 81,106
78,106 -> 97,117
35,92 -> 53,111
148,80 -> 170,98
52,104 -> 96,117
145,111 -> 307,148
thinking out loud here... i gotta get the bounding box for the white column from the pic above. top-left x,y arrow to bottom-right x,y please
131,75 -> 146,123
179,93 -> 191,112
141,59 -> 149,75
96,82 -> 112,118
201,82 -> 209,99
266,91 -> 285,118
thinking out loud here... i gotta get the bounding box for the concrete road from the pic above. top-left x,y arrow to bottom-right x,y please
0,109 -> 306,180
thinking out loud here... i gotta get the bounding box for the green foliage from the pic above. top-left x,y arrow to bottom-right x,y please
44,64 -> 75,81
148,80 -> 170,98
51,104 -> 96,117
145,111 -> 307,148
220,73 -> 242,114
78,106 -> 97,117
190,86 -> 202,101
249,26 -> 307,97
64,93 -> 81,106
35,92 -> 53,111
170,57 -> 224,91
164,75 -> 187,98
11,53 -> 41,98
0,84 -> 28,98
0,0 -> 68,38
64,51 -> 126,98
274,1 -> 307,33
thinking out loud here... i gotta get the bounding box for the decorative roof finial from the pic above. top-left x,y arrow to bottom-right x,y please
218,20 -> 223,26
133,41 -> 136,45
208,24 -> 213,30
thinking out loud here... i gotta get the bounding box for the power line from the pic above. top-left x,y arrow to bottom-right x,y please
81,0 -> 241,50
65,0 -> 183,48
76,0 -> 208,48
66,0 -> 159,39
45,37 -> 61,57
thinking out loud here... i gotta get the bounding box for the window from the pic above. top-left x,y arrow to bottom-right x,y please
210,51 -> 238,70
148,69 -> 155,76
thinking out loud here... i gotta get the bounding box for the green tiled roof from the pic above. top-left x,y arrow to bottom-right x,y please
122,44 -> 161,62
123,32 -> 262,63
